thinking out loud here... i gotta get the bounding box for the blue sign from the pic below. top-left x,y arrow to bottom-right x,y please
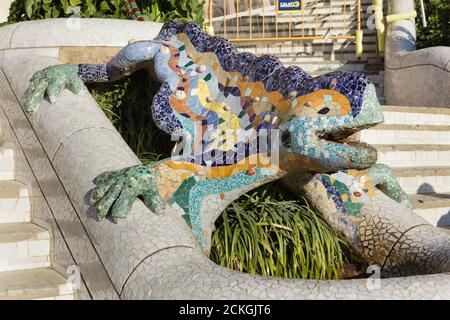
277,0 -> 302,13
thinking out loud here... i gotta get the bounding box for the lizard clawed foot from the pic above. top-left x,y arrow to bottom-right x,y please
25,64 -> 86,112
91,165 -> 164,221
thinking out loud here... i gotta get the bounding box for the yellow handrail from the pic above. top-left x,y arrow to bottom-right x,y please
372,0 -> 385,53
386,11 -> 417,24
207,0 -> 364,45
355,0 -> 363,58
236,0 -> 239,38
204,0 -> 214,35
209,0 -> 213,27
223,0 -> 227,36
231,35 -> 356,42
357,0 -> 361,33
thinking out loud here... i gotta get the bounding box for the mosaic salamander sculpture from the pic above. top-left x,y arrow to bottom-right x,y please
24,21 -> 450,277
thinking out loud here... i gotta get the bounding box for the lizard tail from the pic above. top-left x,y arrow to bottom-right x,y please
123,0 -> 145,21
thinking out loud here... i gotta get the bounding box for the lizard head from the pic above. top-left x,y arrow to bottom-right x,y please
278,77 -> 383,173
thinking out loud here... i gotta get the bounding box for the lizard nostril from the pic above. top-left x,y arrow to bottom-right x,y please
282,130 -> 292,148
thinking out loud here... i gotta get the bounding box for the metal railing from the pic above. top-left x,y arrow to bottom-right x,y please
206,0 -> 362,43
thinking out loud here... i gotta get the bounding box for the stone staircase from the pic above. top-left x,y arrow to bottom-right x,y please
0,131 -> 74,299
361,106 -> 450,227
211,0 -> 385,101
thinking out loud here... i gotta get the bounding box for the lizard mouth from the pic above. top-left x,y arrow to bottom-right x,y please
317,125 -> 374,150
315,124 -> 378,170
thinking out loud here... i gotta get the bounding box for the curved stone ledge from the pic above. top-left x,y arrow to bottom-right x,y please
0,18 -> 162,50
385,0 -> 450,108
122,247 -> 450,299
1,18 -> 450,299
391,47 -> 450,71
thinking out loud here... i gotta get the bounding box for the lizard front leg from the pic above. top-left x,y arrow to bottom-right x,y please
288,167 -> 411,257
91,159 -> 283,254
365,163 -> 411,209
24,40 -> 171,112
90,164 -> 165,220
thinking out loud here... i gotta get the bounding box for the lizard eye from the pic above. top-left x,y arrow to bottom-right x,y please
318,107 -> 330,115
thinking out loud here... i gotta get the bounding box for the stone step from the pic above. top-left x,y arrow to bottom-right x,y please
230,34 -> 377,45
280,63 -> 384,91
216,24 -> 371,40
267,51 -> 382,62
276,58 -> 371,67
411,193 -> 450,227
217,24 -> 377,37
0,181 -> 30,224
382,105 -> 450,126
361,124 -> 450,145
0,223 -> 50,272
214,25 -> 368,39
393,166 -> 450,195
375,145 -> 450,168
224,25 -> 378,36
279,62 -> 383,84
282,60 -> 366,73
279,54 -> 381,66
276,56 -> 381,67
239,42 -> 378,57
235,35 -> 377,45
0,268 -> 73,300
0,147 -> 14,180
277,60 -> 382,75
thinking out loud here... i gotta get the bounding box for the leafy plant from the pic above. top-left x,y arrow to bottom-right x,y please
6,0 -> 204,25
137,0 -> 204,24
210,183 -> 346,280
416,0 -> 450,49
8,0 -> 121,21
87,70 -> 174,164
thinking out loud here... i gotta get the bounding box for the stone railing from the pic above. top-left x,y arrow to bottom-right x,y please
1,18 -> 450,299
384,0 -> 450,108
